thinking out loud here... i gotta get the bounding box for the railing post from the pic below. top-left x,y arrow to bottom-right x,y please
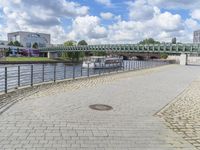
87,63 -> 90,77
54,64 -> 56,82
31,65 -> 33,86
102,64 -> 104,74
64,64 -> 66,79
42,64 -> 45,82
73,64 -> 75,79
108,63 -> 110,74
131,60 -> 133,70
129,61 -> 130,71
139,61 -> 141,69
5,67 -> 7,93
133,60 -> 136,70
99,62 -> 101,75
80,64 -> 83,77
123,61 -> 125,72
18,66 -> 20,87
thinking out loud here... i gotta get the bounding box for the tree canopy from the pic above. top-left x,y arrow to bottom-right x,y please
62,40 -> 84,61
64,40 -> 76,46
78,40 -> 88,46
32,42 -> 39,49
139,38 -> 160,45
8,41 -> 14,46
8,41 -> 23,47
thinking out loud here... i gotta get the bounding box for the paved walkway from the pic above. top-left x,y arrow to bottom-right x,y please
0,65 -> 200,150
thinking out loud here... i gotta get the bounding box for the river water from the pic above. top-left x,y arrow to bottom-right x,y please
0,60 -> 168,93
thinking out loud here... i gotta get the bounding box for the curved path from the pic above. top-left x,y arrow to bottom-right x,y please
0,65 -> 200,150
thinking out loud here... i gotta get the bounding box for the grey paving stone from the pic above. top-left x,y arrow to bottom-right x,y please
0,65 -> 199,149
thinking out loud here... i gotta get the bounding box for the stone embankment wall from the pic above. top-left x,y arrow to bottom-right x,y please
168,55 -> 200,65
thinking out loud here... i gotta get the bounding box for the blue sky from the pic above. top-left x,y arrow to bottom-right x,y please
0,0 -> 200,44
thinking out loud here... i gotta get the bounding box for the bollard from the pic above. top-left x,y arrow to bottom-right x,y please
5,67 -> 7,93
18,66 -> 20,87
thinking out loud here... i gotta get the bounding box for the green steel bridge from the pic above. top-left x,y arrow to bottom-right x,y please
40,43 -> 200,54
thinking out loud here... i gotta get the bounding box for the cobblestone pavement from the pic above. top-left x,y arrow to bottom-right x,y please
157,75 -> 200,150
1,65 -> 200,150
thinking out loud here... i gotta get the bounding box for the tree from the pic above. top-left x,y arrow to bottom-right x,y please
8,41 -> 14,46
32,42 -> 39,49
13,41 -> 21,47
8,41 -> 23,47
78,40 -> 88,58
63,41 -> 78,61
64,40 -> 76,46
160,53 -> 168,59
78,40 -> 88,46
93,51 -> 107,56
139,38 -> 160,45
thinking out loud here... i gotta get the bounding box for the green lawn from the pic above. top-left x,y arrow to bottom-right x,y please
3,57 -> 56,62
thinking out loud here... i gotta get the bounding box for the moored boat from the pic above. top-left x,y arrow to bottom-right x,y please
82,56 -> 123,69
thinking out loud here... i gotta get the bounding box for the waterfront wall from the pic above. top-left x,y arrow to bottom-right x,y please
168,55 -> 200,65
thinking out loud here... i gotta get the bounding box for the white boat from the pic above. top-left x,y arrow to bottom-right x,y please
82,56 -> 123,69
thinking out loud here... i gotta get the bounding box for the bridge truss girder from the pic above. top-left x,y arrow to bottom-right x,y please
41,44 -> 200,54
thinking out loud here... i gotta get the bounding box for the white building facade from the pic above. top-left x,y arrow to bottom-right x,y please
8,31 -> 51,48
193,30 -> 200,43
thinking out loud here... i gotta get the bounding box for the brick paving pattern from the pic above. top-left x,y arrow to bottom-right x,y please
157,77 -> 200,150
0,65 -> 200,149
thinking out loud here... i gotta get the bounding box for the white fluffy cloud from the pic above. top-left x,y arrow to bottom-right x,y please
0,0 -> 89,43
104,0 -> 186,43
191,9 -> 200,20
148,0 -> 200,9
128,0 -> 155,21
0,0 -> 199,44
67,15 -> 107,41
100,12 -> 114,20
185,18 -> 200,30
95,0 -> 112,7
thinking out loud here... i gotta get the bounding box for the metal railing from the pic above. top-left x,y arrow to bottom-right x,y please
0,60 -> 171,94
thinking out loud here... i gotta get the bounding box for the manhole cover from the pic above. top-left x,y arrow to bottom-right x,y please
89,104 -> 113,111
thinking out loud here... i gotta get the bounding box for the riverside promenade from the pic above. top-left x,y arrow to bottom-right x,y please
1,65 -> 200,149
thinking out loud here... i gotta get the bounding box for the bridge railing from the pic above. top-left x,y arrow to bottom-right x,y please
0,60 -> 172,94
40,44 -> 200,54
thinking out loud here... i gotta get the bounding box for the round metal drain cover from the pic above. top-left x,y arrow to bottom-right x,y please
89,104 -> 113,111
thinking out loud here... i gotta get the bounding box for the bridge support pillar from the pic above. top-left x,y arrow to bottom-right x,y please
48,52 -> 58,59
180,53 -> 188,65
